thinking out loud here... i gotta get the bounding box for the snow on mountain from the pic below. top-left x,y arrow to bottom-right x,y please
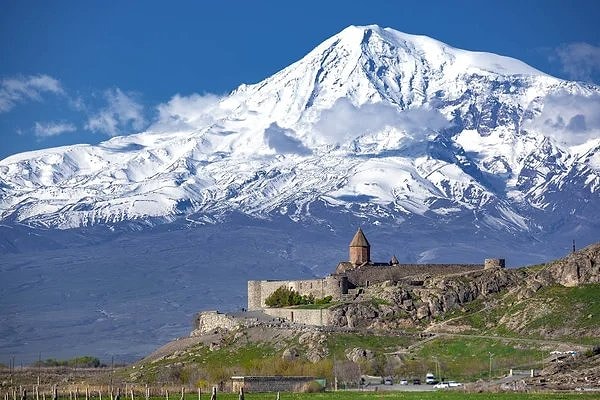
1,24 -> 599,238
2,25 -> 600,364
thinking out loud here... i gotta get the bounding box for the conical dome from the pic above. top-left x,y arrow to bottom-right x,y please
349,228 -> 370,264
349,227 -> 370,247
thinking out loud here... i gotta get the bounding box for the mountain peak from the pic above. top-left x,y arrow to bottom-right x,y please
0,24 -> 597,241
233,24 -> 553,129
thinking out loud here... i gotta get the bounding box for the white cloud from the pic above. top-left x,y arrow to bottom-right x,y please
554,42 -> 600,83
85,88 -> 146,136
152,93 -> 223,131
0,74 -> 63,113
264,123 -> 312,155
34,121 -> 77,137
524,91 -> 600,146
313,98 -> 450,145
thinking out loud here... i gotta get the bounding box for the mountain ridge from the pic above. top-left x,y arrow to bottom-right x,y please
1,25 -> 598,233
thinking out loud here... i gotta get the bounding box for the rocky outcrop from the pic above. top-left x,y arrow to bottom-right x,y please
298,331 -> 329,363
281,347 -> 300,361
536,243 -> 600,287
345,348 -> 375,363
328,266 -> 518,328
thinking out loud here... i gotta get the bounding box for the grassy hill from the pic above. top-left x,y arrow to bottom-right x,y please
121,243 -> 599,389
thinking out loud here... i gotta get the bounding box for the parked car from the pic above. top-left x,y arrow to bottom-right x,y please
425,373 -> 437,384
413,378 -> 421,385
383,377 -> 393,385
448,381 -> 462,387
434,382 -> 449,389
399,379 -> 408,385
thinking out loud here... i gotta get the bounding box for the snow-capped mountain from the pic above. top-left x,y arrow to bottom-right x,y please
2,24 -> 600,365
1,25 -> 598,236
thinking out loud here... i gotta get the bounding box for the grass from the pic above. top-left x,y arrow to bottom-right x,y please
401,337 -> 545,381
130,393 -> 600,400
437,283 -> 600,345
526,284 -> 599,330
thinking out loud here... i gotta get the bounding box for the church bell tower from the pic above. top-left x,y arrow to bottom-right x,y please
349,228 -> 370,265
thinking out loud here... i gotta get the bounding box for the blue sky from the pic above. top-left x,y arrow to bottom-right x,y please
1,0 -> 599,160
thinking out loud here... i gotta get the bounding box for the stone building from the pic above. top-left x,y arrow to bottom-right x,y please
349,227 -> 370,265
246,228 -> 504,323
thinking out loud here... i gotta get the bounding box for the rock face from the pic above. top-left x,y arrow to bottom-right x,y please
327,243 -> 599,329
298,331 -> 329,363
538,243 -> 600,287
328,266 -> 518,328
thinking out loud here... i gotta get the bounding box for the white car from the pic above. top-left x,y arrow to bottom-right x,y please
448,381 -> 462,387
399,380 -> 408,385
434,382 -> 449,389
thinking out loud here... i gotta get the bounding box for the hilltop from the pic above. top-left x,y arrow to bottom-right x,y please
120,242 -> 600,391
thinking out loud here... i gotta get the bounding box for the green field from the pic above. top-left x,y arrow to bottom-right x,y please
403,336 -> 546,381
139,392 -> 600,400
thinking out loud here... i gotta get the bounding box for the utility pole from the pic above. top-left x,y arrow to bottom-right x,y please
488,353 -> 494,381
432,356 -> 440,381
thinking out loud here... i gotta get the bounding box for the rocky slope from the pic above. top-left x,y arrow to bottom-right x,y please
1,25 -> 598,241
325,242 -> 600,341
116,244 -> 600,390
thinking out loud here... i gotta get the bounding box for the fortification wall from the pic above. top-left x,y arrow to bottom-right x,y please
484,258 -> 506,269
192,311 -> 240,335
342,263 -> 484,287
248,277 -> 345,310
248,281 -> 263,310
262,308 -> 332,326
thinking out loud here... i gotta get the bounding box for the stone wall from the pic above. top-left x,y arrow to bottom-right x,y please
231,376 -> 318,393
261,308 -> 332,326
247,277 -> 345,310
342,263 -> 484,287
191,311 -> 240,335
247,280 -> 263,310
484,258 -> 506,269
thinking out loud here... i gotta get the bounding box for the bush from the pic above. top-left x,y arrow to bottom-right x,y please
315,296 -> 333,305
265,286 -> 311,307
265,286 -> 332,308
